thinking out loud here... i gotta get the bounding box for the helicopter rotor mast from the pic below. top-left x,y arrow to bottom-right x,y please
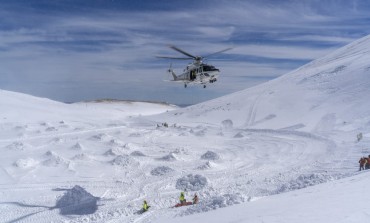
156,45 -> 232,64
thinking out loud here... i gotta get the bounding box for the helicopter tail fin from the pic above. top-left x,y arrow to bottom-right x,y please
168,63 -> 177,80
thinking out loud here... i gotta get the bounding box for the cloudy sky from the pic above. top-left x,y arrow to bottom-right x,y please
1,0 -> 369,105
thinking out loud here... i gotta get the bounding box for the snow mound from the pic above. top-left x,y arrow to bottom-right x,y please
158,152 -> 178,161
197,161 -> 217,170
179,132 -> 190,136
276,173 -> 338,194
221,119 -> 233,129
151,166 -> 174,176
130,151 -> 146,156
55,185 -> 99,215
14,125 -> 28,130
43,151 -> 70,167
123,142 -> 141,150
52,137 -> 63,143
172,147 -> 189,155
128,132 -> 141,137
71,143 -> 84,150
233,132 -> 244,138
110,155 -> 137,167
6,141 -> 30,150
13,158 -> 39,169
180,193 -> 245,216
104,147 -> 124,156
176,174 -> 208,191
201,151 -> 220,160
72,153 -> 92,161
45,126 -> 57,132
194,130 -> 206,137
90,133 -> 110,141
108,139 -> 125,146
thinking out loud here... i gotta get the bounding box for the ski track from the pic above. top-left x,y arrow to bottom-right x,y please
0,120 -> 361,223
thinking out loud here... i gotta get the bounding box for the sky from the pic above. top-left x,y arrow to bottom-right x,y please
0,0 -> 369,105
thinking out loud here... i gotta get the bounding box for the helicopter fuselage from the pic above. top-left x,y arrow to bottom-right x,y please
169,63 -> 220,88
157,45 -> 231,88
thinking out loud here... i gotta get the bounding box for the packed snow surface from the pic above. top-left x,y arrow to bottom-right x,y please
1,34 -> 370,223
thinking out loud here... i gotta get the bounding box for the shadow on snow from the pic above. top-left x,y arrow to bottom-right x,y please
1,185 -> 100,223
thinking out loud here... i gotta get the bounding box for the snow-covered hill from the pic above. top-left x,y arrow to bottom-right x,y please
1,35 -> 370,223
154,35 -> 370,133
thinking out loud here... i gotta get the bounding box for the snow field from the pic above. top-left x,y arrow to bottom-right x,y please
2,34 -> 370,222
0,118 -> 360,222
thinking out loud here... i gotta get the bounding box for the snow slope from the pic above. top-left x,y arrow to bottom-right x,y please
157,171 -> 370,223
1,34 -> 370,223
154,35 -> 370,133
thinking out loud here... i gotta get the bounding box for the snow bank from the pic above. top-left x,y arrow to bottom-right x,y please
72,153 -> 92,161
180,193 -> 245,216
159,152 -> 178,161
13,158 -> 39,169
90,133 -> 110,141
221,119 -> 233,129
6,142 -> 30,151
276,173 -> 338,194
151,166 -> 174,176
104,147 -> 125,156
197,161 -> 217,170
233,132 -> 244,138
55,185 -> 99,215
43,151 -> 70,167
110,155 -> 137,167
176,174 -> 208,191
71,142 -> 84,150
130,151 -> 146,156
201,151 -> 220,160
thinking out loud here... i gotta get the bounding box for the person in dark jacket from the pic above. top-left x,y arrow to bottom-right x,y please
192,193 -> 199,204
359,157 -> 367,171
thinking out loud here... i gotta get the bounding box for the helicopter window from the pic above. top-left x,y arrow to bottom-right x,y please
203,65 -> 219,72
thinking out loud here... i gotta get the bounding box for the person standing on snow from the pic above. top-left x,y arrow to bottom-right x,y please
192,193 -> 199,204
179,192 -> 186,205
366,155 -> 370,170
359,157 -> 367,171
142,200 -> 150,212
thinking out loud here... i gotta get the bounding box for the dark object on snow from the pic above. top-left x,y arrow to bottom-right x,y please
54,185 -> 99,215
174,201 -> 193,208
359,157 -> 367,171
193,193 -> 199,204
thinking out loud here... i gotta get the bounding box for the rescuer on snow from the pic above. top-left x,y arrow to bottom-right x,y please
179,192 -> 186,204
359,157 -> 367,171
192,193 -> 199,204
142,200 -> 150,212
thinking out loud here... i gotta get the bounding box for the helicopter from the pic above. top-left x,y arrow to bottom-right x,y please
157,45 -> 232,88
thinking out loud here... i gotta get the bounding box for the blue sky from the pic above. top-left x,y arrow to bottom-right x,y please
1,0 -> 369,105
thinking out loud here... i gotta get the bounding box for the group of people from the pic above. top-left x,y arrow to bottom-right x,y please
179,191 -> 198,205
142,192 -> 199,212
359,155 -> 370,171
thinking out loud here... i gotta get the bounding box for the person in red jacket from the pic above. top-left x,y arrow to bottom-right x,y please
366,155 -> 370,170
359,157 -> 367,171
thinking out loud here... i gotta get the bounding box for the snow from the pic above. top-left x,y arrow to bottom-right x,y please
1,34 -> 370,222
157,172 -> 370,223
175,174 -> 208,191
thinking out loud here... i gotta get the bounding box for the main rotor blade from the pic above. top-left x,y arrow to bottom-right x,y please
169,45 -> 197,59
204,47 -> 233,58
156,56 -> 193,60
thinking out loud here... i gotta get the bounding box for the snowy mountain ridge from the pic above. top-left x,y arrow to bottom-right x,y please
156,34 -> 370,133
1,35 -> 370,223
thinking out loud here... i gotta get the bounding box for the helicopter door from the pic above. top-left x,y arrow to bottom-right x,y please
190,70 -> 196,80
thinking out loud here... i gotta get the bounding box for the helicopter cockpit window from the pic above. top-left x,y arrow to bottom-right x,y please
203,65 -> 219,72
